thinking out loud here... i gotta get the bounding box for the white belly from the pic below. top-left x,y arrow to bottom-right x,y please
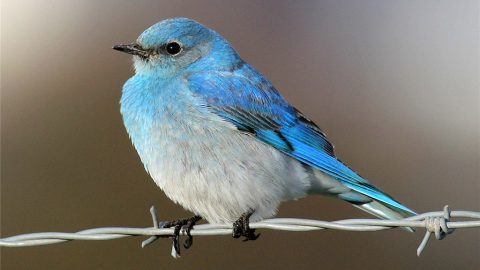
134,119 -> 311,224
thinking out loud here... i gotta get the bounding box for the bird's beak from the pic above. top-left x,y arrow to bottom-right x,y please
113,43 -> 151,58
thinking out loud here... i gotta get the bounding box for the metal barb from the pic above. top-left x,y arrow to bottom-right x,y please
416,205 -> 455,256
141,206 -> 167,248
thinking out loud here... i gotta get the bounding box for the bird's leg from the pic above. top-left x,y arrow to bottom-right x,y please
232,211 -> 260,241
182,216 -> 202,249
163,215 -> 202,254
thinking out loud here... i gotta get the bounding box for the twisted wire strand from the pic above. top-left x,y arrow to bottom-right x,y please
1,205 -> 479,258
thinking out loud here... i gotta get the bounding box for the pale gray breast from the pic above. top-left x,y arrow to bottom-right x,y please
138,112 -> 311,223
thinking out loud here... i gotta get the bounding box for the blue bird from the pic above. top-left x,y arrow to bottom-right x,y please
113,18 -> 415,249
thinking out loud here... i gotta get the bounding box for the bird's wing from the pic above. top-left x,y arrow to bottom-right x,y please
186,65 -> 414,215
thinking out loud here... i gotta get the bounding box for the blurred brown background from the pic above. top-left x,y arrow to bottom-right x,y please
2,0 -> 479,269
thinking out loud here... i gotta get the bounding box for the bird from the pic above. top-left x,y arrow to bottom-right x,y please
113,17 -> 415,252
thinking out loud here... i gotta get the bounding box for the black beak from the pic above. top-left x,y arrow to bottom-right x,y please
113,43 -> 150,58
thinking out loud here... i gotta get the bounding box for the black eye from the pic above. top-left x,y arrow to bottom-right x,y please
166,42 -> 182,55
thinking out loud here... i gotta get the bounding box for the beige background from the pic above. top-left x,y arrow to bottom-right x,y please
2,0 -> 479,269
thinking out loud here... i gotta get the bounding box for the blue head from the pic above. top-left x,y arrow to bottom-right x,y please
113,18 -> 241,77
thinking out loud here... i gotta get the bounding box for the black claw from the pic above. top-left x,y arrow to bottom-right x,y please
242,231 -> 260,241
172,225 -> 182,255
163,215 -> 202,255
184,235 -> 193,249
183,216 -> 201,249
232,211 -> 260,241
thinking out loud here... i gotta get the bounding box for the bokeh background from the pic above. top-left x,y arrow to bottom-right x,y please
2,0 -> 479,269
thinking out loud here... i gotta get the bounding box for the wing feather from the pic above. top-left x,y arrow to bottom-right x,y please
186,64 -> 415,215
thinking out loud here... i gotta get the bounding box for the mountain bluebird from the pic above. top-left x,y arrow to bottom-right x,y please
114,18 -> 415,251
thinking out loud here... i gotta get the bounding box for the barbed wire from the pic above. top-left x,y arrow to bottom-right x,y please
1,205 -> 479,258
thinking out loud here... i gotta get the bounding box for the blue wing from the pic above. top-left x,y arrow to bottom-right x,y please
187,63 -> 415,215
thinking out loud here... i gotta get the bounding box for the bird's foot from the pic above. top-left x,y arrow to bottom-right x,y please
232,211 -> 260,241
163,215 -> 202,255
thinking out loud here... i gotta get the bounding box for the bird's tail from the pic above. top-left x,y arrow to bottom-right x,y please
338,188 -> 416,232
346,193 -> 416,232
311,170 -> 416,232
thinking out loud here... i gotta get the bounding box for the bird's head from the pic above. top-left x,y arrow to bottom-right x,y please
114,18 -> 240,77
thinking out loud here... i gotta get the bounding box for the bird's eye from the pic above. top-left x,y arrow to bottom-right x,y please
166,42 -> 182,55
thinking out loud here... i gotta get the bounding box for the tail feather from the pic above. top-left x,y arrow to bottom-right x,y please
337,189 -> 416,232
310,168 -> 416,232
353,200 -> 416,232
